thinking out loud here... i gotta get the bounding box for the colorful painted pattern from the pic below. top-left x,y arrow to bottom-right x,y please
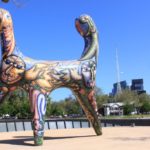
0,8 -> 102,145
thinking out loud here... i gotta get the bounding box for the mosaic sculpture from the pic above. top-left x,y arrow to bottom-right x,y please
0,8 -> 102,145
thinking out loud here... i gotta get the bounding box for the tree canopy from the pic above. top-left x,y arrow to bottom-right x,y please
0,87 -> 150,118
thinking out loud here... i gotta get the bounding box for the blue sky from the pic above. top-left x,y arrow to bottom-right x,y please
1,0 -> 150,100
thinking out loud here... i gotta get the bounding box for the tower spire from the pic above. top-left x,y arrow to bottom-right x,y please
116,48 -> 122,95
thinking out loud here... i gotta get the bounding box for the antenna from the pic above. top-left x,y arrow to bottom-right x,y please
116,48 -> 122,95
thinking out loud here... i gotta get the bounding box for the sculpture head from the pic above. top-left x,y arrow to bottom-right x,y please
1,0 -> 9,3
1,55 -> 26,84
75,15 -> 96,37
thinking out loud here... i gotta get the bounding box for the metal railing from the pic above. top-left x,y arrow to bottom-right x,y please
0,118 -> 91,132
101,118 -> 150,127
0,118 -> 150,132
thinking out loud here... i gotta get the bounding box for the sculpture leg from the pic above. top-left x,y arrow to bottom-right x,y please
74,89 -> 102,135
30,89 -> 47,146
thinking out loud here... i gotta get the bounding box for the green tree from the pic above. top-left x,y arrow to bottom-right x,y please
64,96 -> 81,115
115,89 -> 139,104
123,103 -> 134,115
96,94 -> 109,108
0,88 -> 31,118
49,101 -> 65,116
95,87 -> 109,108
138,93 -> 150,113
115,90 -> 150,115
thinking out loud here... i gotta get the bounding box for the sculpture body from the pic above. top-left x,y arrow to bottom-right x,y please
0,8 -> 102,145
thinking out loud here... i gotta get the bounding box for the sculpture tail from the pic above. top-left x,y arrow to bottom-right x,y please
75,15 -> 99,65
0,8 -> 15,59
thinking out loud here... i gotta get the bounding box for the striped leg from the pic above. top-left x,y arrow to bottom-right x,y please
30,89 -> 47,145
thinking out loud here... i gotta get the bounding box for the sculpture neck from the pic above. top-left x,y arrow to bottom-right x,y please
81,33 -> 98,63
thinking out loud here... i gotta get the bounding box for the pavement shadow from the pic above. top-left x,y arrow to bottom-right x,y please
109,137 -> 150,141
0,135 -> 95,146
0,136 -> 34,146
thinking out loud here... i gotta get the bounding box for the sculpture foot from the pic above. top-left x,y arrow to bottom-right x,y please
96,129 -> 102,136
93,120 -> 102,136
34,136 -> 43,146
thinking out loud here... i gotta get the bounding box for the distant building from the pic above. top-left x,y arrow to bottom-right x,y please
131,79 -> 146,94
111,80 -> 128,96
110,79 -> 146,96
103,103 -> 124,116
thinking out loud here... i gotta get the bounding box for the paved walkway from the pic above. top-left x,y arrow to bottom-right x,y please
0,127 -> 150,150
